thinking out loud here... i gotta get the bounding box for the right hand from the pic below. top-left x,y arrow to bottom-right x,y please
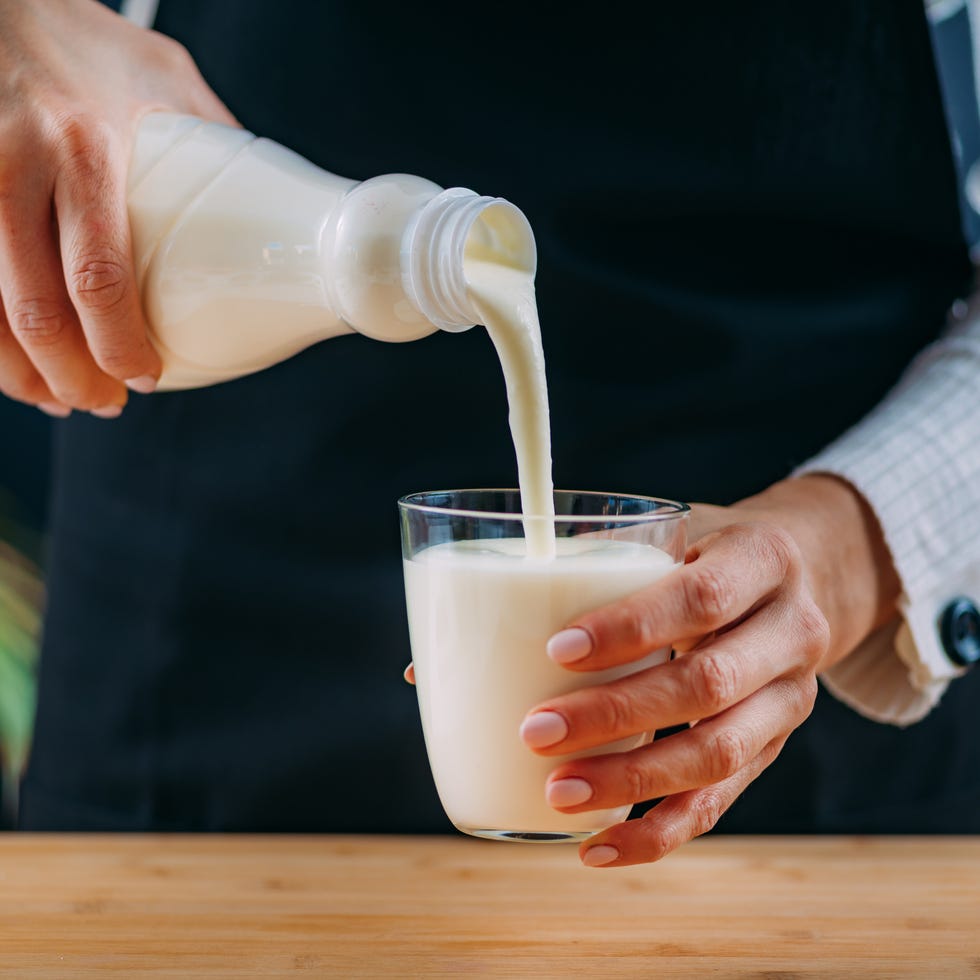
0,0 -> 237,417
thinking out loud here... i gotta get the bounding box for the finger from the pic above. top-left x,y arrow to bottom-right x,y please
547,523 -> 801,671
542,674 -> 816,814
523,595 -> 818,755
0,173 -> 124,412
53,117 -> 161,391
403,663 -> 416,685
577,735 -> 787,868
0,296 -> 69,415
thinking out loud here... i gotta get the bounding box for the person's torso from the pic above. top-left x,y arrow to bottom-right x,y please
21,0 -> 979,833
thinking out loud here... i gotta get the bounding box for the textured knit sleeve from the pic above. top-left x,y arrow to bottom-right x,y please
795,294 -> 980,725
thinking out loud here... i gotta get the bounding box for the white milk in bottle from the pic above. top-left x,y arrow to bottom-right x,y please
126,113 -> 535,389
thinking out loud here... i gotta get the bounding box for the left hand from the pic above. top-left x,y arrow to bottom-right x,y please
517,474 -> 899,868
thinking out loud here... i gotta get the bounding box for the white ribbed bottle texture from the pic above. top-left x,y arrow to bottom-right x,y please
127,113 -> 535,390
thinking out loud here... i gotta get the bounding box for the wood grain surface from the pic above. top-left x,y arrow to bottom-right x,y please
0,834 -> 978,978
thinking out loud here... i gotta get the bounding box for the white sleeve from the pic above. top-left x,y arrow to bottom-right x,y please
794,291 -> 980,726
119,0 -> 159,29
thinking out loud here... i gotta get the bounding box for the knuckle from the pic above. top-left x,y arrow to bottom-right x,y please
69,254 -> 129,314
797,600 -> 831,663
689,651 -> 739,716
609,595 -> 659,652
690,788 -> 727,838
770,676 -> 817,731
757,523 -> 799,576
8,299 -> 71,347
638,822 -> 675,862
684,565 -> 737,625
593,687 -> 637,738
52,112 -> 109,173
165,36 -> 194,64
620,758 -> 653,804
792,673 -> 819,719
704,727 -> 750,780
155,34 -> 196,71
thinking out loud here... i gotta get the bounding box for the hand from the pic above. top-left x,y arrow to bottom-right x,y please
518,474 -> 900,868
0,0 -> 236,417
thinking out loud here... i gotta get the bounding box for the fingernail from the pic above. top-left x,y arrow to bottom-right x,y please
546,777 -> 594,808
125,375 -> 158,395
38,402 -> 71,418
519,711 -> 569,749
91,405 -> 123,419
547,627 -> 593,664
582,845 -> 620,868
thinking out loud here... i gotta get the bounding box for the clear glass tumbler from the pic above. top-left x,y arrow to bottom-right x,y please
399,489 -> 689,843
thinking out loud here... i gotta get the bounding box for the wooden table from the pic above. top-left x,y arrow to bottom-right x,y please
1,834 -> 978,978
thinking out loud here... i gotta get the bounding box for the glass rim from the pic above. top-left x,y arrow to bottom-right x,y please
397,488 -> 690,523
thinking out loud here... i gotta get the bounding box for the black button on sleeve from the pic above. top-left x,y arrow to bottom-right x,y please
940,598 -> 980,667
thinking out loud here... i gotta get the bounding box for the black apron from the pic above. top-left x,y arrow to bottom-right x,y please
21,0 -> 979,832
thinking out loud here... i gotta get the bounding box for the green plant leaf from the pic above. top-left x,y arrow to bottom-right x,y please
0,538 -> 42,785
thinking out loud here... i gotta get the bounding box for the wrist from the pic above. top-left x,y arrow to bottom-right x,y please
737,474 -> 901,668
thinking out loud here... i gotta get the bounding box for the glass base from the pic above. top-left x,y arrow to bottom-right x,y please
461,827 -> 595,843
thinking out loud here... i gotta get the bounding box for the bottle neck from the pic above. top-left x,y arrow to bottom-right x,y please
402,188 -> 537,332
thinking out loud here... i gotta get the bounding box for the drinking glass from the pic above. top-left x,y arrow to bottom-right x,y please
399,489 -> 689,842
